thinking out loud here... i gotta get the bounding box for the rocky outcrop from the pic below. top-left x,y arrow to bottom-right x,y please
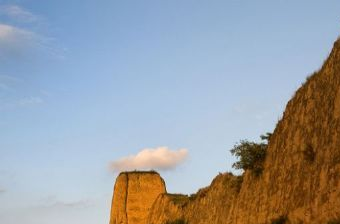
147,39 -> 340,224
110,38 -> 340,224
225,37 -> 340,224
147,173 -> 242,224
109,171 -> 166,224
225,38 -> 340,224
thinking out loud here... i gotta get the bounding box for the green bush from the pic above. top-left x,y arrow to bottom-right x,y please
165,219 -> 187,224
271,215 -> 287,224
230,175 -> 243,193
230,133 -> 271,176
303,143 -> 315,163
327,219 -> 340,224
168,194 -> 189,206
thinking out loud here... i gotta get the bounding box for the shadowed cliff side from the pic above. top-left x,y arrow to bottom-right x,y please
109,171 -> 166,224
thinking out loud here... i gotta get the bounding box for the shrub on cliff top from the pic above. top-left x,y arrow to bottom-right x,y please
230,133 -> 271,176
168,194 -> 189,206
327,219 -> 340,224
230,175 -> 243,193
165,218 -> 187,224
271,215 -> 287,224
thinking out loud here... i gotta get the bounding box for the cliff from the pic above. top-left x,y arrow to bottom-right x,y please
225,37 -> 340,224
109,171 -> 166,224
147,173 -> 242,224
149,39 -> 340,224
110,38 -> 340,224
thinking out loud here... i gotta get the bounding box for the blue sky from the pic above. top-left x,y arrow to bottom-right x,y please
0,1 -> 339,224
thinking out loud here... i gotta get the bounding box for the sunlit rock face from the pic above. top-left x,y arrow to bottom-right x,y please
109,171 -> 166,224
147,39 -> 340,224
147,173 -> 241,224
110,38 -> 340,224
227,38 -> 340,224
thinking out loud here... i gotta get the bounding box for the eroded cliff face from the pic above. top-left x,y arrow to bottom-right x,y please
109,171 -> 166,224
110,38 -> 340,224
227,38 -> 340,224
147,173 -> 242,224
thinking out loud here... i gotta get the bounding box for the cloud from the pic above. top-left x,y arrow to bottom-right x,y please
39,196 -> 94,209
0,96 -> 44,111
0,23 -> 42,56
49,200 -> 93,209
0,74 -> 22,82
0,23 -> 65,59
17,96 -> 44,106
0,4 -> 65,59
0,75 -> 44,110
0,188 -> 6,194
0,5 -> 39,23
0,23 -> 36,41
0,83 -> 11,91
0,74 -> 22,91
109,147 -> 188,172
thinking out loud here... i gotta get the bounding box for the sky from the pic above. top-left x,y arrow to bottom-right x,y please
0,1 -> 339,224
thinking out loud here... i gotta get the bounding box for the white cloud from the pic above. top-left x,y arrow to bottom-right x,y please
17,96 -> 44,106
109,147 -> 188,172
37,195 -> 94,209
0,75 -> 45,110
0,96 -> 44,111
0,83 -> 11,91
0,4 -> 65,59
0,23 -> 36,41
0,75 -> 22,91
48,200 -> 93,209
0,23 -> 41,56
0,23 -> 64,59
0,74 -> 22,82
0,4 -> 39,23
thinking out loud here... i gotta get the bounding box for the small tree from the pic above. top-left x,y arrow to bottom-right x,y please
230,133 -> 271,176
271,215 -> 287,224
165,219 -> 187,224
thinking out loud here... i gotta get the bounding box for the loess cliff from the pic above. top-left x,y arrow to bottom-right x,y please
109,171 -> 166,224
224,37 -> 340,224
147,173 -> 242,224
109,38 -> 340,224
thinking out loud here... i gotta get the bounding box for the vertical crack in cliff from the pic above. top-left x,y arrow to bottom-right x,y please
110,171 -> 166,224
125,173 -> 129,224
